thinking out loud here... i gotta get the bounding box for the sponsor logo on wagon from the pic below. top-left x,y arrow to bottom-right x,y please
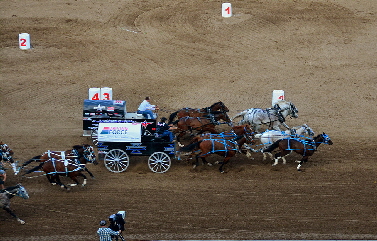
98,123 -> 141,142
100,126 -> 128,135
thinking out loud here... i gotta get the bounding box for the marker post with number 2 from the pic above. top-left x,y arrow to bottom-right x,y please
19,33 -> 31,50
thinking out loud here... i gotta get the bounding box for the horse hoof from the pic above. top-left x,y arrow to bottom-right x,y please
51,183 -> 57,186
70,184 -> 77,187
18,219 -> 25,225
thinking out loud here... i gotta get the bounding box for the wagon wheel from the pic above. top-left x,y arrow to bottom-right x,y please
148,152 -> 171,173
91,129 -> 98,146
104,149 -> 130,173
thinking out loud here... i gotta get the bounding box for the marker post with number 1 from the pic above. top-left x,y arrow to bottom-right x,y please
222,3 -> 232,18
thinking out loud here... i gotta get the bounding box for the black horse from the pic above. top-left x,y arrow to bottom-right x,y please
0,184 -> 29,224
262,133 -> 333,171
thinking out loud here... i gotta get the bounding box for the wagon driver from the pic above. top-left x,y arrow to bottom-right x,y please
137,96 -> 159,120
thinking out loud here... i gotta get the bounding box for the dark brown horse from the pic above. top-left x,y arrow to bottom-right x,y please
168,101 -> 229,124
262,133 -> 333,171
180,125 -> 255,173
42,159 -> 88,190
22,144 -> 97,177
173,111 -> 231,146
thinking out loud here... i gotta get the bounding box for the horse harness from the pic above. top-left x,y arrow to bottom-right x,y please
286,138 -> 317,155
202,129 -> 252,155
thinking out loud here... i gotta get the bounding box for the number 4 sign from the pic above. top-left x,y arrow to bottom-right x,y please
222,3 -> 232,18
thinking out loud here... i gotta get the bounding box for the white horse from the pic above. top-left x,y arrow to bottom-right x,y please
232,100 -> 298,133
0,184 -> 29,224
252,124 -> 315,161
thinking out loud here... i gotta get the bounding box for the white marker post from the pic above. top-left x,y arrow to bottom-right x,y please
101,87 -> 113,100
222,3 -> 232,18
272,90 -> 285,106
89,88 -> 101,100
19,33 -> 31,50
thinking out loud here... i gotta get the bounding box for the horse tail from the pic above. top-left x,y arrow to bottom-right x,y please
180,140 -> 202,152
263,139 -> 282,153
168,111 -> 179,124
231,110 -> 249,121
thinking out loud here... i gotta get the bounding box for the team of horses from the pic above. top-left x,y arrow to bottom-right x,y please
167,100 -> 332,173
1,100 -> 333,224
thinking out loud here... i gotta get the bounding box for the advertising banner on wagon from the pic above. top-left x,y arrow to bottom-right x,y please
98,123 -> 141,142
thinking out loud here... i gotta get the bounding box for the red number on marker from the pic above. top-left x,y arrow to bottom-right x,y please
91,93 -> 100,100
20,38 -> 27,46
225,7 -> 231,14
103,93 -> 110,100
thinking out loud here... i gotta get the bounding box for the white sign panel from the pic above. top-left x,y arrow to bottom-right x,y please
98,123 -> 141,142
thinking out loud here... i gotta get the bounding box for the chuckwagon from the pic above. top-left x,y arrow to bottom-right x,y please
83,99 -> 176,173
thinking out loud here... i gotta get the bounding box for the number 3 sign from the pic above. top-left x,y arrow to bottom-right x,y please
19,33 -> 31,50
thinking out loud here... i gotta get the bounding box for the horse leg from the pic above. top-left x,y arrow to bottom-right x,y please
3,206 -> 25,224
296,156 -> 309,171
201,157 -> 212,166
69,173 -> 87,187
54,175 -> 69,190
262,152 -> 274,161
177,131 -> 186,147
192,154 -> 211,169
254,124 -> 261,133
84,167 -> 95,179
272,152 -> 282,166
46,174 -> 57,185
10,162 -> 19,175
219,156 -> 231,173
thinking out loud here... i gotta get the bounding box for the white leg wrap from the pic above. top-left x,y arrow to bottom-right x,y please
11,163 -> 18,175
282,157 -> 287,164
17,218 -> 25,224
272,157 -> 279,166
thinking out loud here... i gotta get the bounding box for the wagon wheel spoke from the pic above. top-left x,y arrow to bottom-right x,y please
148,152 -> 171,173
104,149 -> 129,173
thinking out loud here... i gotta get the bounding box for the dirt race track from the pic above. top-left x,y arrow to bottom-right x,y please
1,0 -> 377,240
